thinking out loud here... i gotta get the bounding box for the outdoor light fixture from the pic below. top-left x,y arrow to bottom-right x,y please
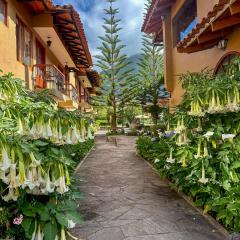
218,39 -> 228,50
47,37 -> 52,47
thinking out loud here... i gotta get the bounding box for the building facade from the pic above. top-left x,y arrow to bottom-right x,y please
142,0 -> 240,108
0,0 -> 100,112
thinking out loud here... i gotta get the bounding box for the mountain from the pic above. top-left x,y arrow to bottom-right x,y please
127,54 -> 141,73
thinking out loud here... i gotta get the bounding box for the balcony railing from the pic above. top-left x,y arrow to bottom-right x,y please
32,64 -> 65,93
64,84 -> 79,102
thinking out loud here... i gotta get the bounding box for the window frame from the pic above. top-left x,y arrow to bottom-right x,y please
172,0 -> 197,46
0,0 -> 8,26
214,51 -> 240,74
16,16 -> 33,66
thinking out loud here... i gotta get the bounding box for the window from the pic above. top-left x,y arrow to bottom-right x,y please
16,18 -> 32,66
173,0 -> 197,46
215,52 -> 240,74
0,0 -> 7,25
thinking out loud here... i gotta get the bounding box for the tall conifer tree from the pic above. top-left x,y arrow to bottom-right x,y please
95,0 -> 133,131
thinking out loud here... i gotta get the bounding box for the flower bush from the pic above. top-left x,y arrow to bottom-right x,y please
0,71 -> 94,239
137,58 -> 240,233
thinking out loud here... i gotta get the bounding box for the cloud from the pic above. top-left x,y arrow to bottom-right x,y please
53,0 -> 145,66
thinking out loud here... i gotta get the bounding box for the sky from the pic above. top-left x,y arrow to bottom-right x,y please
53,0 -> 146,65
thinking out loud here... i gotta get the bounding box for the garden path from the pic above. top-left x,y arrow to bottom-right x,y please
72,136 -> 225,240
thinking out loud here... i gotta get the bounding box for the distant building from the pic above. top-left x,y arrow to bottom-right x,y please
0,0 -> 100,112
142,0 -> 240,108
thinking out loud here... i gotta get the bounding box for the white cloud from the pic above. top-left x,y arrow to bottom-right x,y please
54,0 -> 146,66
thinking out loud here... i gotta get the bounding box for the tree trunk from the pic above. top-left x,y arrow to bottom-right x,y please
111,102 -> 117,133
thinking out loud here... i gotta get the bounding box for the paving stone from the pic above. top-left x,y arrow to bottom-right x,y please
71,136 -> 225,240
88,227 -> 125,240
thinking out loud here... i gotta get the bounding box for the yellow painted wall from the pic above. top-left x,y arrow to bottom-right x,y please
163,0 -> 240,107
0,0 -> 64,90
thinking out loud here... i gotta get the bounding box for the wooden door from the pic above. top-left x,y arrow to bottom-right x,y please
35,40 -> 46,88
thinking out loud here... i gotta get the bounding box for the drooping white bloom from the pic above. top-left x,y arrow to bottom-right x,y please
203,131 -> 214,140
67,219 -> 76,229
61,227 -> 66,240
166,148 -> 175,163
35,224 -> 44,240
198,160 -> 209,184
2,188 -> 19,202
47,120 -> 53,138
41,170 -> 55,194
0,170 -> 9,184
0,147 -> 11,171
30,152 -> 41,167
194,140 -> 202,159
222,134 -> 236,141
87,128 -> 94,140
175,117 -> 186,133
66,129 -> 73,145
17,118 -> 24,135
31,221 -> 37,240
176,132 -> 190,146
188,101 -> 205,117
154,158 -> 160,164
71,126 -> 79,144
9,164 -> 18,189
56,165 -> 69,194
30,124 -> 38,139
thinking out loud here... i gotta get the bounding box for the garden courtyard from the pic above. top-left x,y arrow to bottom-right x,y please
72,136 -> 225,240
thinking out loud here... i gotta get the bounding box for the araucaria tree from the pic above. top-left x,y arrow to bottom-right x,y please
137,0 -> 165,126
96,0 -> 133,131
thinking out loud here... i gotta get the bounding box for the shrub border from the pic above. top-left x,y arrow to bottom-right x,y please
75,143 -> 95,174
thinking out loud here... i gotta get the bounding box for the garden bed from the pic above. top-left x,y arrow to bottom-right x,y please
0,71 -> 95,240
136,58 -> 240,235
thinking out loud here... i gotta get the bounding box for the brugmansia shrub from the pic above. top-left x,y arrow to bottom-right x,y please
137,58 -> 240,233
0,71 -> 94,239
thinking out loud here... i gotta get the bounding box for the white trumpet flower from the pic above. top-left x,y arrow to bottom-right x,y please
194,141 -> 202,159
35,224 -> 44,240
9,164 -> 18,189
2,188 -> 19,202
56,165 -> 69,194
87,128 -> 94,140
222,134 -> 236,141
166,148 -> 175,163
203,131 -> 214,140
47,120 -> 53,138
30,124 -> 38,139
0,147 -> 11,171
154,158 -> 160,164
66,129 -> 73,145
198,160 -> 209,184
67,219 -> 76,229
17,118 -> 24,135
0,170 -> 9,184
41,170 -> 55,194
61,227 -> 66,240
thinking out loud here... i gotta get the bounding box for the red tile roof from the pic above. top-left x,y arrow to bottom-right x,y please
142,0 -> 176,33
177,0 -> 240,53
19,0 -> 93,67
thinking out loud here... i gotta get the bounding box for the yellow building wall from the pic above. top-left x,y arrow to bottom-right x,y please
164,0 -> 240,107
0,0 -> 64,90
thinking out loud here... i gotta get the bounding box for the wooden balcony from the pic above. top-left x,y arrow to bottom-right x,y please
32,64 -> 65,99
58,84 -> 79,109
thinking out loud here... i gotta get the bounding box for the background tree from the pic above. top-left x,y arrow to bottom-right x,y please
95,0 -> 134,132
135,0 -> 167,127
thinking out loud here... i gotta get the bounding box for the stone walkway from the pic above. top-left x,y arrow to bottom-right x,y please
72,136 -> 225,240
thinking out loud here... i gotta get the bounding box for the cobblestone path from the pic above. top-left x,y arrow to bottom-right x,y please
72,136 -> 225,240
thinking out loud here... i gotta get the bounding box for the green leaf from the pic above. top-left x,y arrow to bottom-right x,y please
43,222 -> 58,240
34,140 -> 49,147
66,211 -> 84,225
55,213 -> 68,227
